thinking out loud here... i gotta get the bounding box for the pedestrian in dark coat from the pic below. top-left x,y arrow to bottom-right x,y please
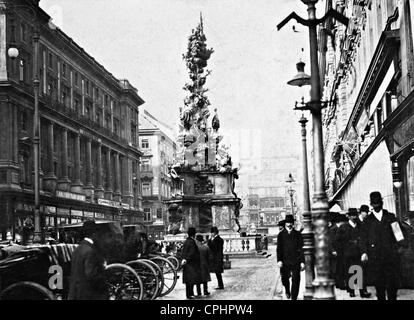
334,213 -> 349,290
336,208 -> 370,297
208,226 -> 224,290
357,204 -> 371,298
360,191 -> 403,300
276,215 -> 305,300
68,220 -> 109,300
195,234 -> 211,296
328,212 -> 339,288
181,227 -> 201,299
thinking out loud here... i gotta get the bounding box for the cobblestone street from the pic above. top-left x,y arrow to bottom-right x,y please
160,245 -> 279,300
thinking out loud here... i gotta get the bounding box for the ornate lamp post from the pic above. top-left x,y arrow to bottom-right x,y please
278,0 -> 349,300
285,173 -> 296,218
8,4 -> 43,244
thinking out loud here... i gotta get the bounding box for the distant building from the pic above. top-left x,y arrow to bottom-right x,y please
235,155 -> 302,232
139,110 -> 176,239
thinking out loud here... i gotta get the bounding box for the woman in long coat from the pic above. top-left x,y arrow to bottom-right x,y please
195,234 -> 211,296
181,227 -> 201,299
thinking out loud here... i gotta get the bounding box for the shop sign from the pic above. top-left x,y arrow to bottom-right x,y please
98,199 -> 117,207
56,190 -> 86,202
46,206 -> 56,214
84,211 -> 94,218
71,210 -> 83,217
56,208 -> 70,216
121,203 -> 130,210
95,213 -> 105,219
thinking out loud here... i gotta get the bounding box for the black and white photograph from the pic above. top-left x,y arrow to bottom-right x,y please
0,0 -> 414,307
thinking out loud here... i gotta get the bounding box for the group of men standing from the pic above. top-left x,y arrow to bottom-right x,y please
330,191 -> 403,300
181,226 -> 225,299
277,191 -> 405,300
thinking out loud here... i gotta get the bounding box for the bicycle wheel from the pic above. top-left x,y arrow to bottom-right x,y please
105,263 -> 143,300
150,256 -> 177,297
142,259 -> 164,298
126,260 -> 159,300
0,281 -> 56,300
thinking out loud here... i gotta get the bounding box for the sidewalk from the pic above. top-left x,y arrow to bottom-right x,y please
276,270 -> 414,300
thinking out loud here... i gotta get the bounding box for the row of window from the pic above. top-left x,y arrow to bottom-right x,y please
142,208 -> 163,222
141,181 -> 171,198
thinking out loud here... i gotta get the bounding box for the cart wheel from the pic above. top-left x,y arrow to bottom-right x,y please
142,259 -> 164,297
150,256 -> 177,297
167,256 -> 180,271
105,263 -> 144,300
0,281 -> 56,300
126,260 -> 159,300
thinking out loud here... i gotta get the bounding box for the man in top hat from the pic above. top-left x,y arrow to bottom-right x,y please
68,220 -> 109,300
336,208 -> 370,298
208,226 -> 225,290
360,191 -> 402,300
276,215 -> 305,300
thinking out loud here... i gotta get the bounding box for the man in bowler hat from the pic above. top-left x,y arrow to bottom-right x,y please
277,215 -> 305,300
360,191 -> 402,300
68,220 -> 109,300
208,226 -> 225,290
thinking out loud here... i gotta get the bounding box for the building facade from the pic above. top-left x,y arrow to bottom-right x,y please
322,0 -> 414,226
0,0 -> 145,241
139,110 -> 176,239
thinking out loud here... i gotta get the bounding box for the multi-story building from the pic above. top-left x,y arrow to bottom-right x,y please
235,156 -> 301,234
139,110 -> 176,239
0,0 -> 145,241
322,0 -> 414,225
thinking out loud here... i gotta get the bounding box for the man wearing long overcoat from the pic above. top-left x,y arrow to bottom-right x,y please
276,215 -> 305,300
181,227 -> 201,299
360,191 -> 402,300
208,226 -> 224,290
68,220 -> 109,300
356,205 -> 371,298
336,208 -> 370,298
195,234 -> 211,296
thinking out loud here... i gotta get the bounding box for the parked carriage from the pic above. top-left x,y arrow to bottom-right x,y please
0,221 -> 179,300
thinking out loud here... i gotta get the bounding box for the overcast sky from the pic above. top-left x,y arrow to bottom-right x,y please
40,0 -> 326,168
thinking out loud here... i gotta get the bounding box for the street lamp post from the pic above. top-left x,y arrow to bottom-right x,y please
298,113 -> 314,300
278,0 -> 349,300
285,173 -> 296,219
7,4 -> 43,243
